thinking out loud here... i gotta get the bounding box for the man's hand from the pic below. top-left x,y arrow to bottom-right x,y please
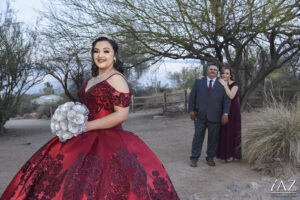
189,112 -> 197,120
221,114 -> 228,125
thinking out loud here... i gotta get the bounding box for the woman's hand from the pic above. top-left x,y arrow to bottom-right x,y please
219,79 -> 227,86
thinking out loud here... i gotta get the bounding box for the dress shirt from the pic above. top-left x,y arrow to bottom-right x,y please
207,77 -> 217,88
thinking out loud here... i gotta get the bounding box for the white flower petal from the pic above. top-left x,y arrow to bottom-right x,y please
73,114 -> 84,125
61,102 -> 75,112
67,110 -> 78,123
72,105 -> 86,113
54,122 -> 61,131
50,120 -> 56,132
60,120 -> 68,131
52,111 -> 59,121
62,132 -> 73,140
67,110 -> 76,117
53,109 -> 67,121
56,130 -> 63,136
68,122 -> 80,134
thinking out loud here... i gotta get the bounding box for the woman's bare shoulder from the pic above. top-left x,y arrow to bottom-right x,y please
106,73 -> 129,93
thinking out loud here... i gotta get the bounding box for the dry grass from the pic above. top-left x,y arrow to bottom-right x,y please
243,95 -> 300,176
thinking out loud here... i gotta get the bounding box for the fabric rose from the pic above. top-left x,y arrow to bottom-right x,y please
50,101 -> 89,142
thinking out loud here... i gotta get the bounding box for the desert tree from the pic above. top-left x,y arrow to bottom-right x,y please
168,65 -> 203,89
58,0 -> 299,109
0,6 -> 42,133
37,0 -> 151,100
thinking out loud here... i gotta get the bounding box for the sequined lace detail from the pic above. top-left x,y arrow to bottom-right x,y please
149,170 -> 178,200
78,80 -> 130,121
8,144 -> 67,200
108,148 -> 149,198
107,148 -> 178,199
63,152 -> 103,200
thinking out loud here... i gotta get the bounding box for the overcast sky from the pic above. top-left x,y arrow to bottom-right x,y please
1,0 -> 45,25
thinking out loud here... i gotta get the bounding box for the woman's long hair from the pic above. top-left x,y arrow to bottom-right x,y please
91,36 -> 124,77
221,66 -> 235,81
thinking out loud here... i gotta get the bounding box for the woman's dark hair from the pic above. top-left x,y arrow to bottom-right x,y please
221,66 -> 235,81
91,36 -> 124,77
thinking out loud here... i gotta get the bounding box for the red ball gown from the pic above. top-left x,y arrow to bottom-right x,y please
1,74 -> 179,200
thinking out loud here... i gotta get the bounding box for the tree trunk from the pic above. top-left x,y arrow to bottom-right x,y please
240,84 -> 257,111
0,114 -> 7,134
240,61 -> 280,110
64,86 -> 77,102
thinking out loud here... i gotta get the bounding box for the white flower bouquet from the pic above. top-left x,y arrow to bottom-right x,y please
50,101 -> 89,142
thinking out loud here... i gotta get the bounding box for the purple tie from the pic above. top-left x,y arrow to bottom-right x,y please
208,79 -> 212,91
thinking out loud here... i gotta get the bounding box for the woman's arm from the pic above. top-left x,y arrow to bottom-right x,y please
219,79 -> 238,100
86,74 -> 130,131
86,106 -> 129,131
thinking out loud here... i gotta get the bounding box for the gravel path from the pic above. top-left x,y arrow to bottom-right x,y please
0,109 -> 299,199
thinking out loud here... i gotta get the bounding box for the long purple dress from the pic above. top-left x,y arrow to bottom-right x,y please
217,82 -> 241,160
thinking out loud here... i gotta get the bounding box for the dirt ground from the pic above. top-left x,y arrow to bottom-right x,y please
0,108 -> 299,200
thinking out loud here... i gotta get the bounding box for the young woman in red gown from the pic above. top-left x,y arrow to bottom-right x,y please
1,36 -> 179,200
217,67 -> 242,162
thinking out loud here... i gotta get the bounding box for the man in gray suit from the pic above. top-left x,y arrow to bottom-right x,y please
188,64 -> 231,167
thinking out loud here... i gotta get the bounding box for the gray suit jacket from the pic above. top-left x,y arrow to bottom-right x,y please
188,77 -> 231,123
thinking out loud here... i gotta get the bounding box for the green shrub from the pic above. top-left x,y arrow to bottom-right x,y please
168,66 -> 202,89
36,104 -> 52,119
16,94 -> 40,116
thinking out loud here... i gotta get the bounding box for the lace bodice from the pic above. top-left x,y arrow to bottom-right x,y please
77,76 -> 131,121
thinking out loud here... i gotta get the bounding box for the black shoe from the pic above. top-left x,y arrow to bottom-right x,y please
206,159 -> 216,167
190,160 -> 198,167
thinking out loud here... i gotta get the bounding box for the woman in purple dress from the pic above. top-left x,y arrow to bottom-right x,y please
217,67 -> 241,162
